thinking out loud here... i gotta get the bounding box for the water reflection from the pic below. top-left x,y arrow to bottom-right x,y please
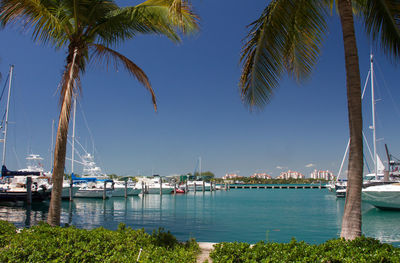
363,206 -> 400,244
0,201 -> 49,228
0,190 -> 399,244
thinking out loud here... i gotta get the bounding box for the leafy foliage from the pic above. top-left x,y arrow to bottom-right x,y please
0,220 -> 16,247
0,221 -> 199,263
210,237 -> 400,262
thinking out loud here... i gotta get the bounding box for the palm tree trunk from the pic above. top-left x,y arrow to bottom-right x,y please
338,0 -> 363,240
47,48 -> 78,226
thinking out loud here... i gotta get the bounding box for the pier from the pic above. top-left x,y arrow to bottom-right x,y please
230,185 -> 326,189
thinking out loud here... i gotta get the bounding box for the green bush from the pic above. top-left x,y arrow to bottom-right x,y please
0,221 -> 199,263
210,237 -> 400,263
0,220 -> 16,247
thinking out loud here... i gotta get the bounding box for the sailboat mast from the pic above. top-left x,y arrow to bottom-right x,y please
2,65 -> 14,166
199,156 -> 202,178
370,54 -> 378,180
50,119 -> 54,169
71,96 -> 77,173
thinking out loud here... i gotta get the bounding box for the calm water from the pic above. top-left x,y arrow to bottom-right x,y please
1,189 -> 400,245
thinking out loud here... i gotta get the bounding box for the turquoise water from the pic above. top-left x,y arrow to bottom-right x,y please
1,189 -> 400,245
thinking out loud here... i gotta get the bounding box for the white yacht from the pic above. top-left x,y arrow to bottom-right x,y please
74,181 -> 113,199
112,180 -> 141,197
187,180 -> 211,191
146,181 -> 174,194
362,183 -> 400,210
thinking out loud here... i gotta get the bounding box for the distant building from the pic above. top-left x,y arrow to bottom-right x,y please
277,170 -> 305,179
310,170 -> 334,180
223,173 -> 240,180
250,172 -> 272,179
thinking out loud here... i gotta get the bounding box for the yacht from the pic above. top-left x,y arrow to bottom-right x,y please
187,180 -> 211,191
112,180 -> 141,197
362,183 -> 400,210
74,181 -> 113,199
139,176 -> 174,194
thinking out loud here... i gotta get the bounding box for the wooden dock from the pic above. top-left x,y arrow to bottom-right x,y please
230,185 -> 326,189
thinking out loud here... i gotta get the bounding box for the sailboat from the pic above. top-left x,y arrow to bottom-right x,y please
187,157 -> 212,192
0,66 -> 51,201
360,54 -> 400,209
335,54 -> 398,198
68,97 -> 112,199
362,145 -> 400,209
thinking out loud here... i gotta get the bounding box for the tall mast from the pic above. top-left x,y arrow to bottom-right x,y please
2,65 -> 14,166
370,53 -> 378,180
71,95 -> 77,173
50,119 -> 54,170
199,156 -> 202,178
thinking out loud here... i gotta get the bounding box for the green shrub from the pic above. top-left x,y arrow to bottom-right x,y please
210,237 -> 400,263
0,221 -> 199,263
0,220 -> 16,247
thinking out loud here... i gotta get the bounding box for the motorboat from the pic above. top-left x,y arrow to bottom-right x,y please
112,180 -> 141,197
74,181 -> 113,199
0,175 -> 50,201
362,183 -> 400,210
187,180 -> 211,191
146,181 -> 174,194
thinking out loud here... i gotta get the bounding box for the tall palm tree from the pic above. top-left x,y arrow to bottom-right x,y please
0,0 -> 198,226
240,0 -> 400,239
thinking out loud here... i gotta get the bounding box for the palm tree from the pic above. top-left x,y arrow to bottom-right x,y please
240,0 -> 400,239
0,0 -> 198,226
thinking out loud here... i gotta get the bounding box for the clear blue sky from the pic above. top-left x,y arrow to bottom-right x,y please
1,1 -> 400,178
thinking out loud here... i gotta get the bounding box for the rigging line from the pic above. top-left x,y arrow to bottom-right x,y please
76,100 -> 107,174
363,154 -> 371,174
375,60 -> 400,119
363,131 -> 374,167
67,137 -> 87,159
0,72 -> 10,103
77,99 -> 95,154
0,73 -> 11,127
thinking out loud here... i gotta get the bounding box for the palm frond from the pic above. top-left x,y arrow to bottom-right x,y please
90,44 -> 157,111
138,0 -> 199,34
98,0 -> 198,45
359,0 -> 400,60
240,0 -> 327,110
0,0 -> 71,47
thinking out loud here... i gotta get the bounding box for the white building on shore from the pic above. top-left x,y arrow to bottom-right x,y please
277,170 -> 305,179
250,172 -> 272,179
223,173 -> 240,180
310,170 -> 334,180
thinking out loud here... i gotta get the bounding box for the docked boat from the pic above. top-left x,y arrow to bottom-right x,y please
66,97 -> 113,198
0,67 -> 51,202
112,180 -> 141,197
187,180 -> 211,191
61,181 -> 80,199
146,181 -> 174,194
362,183 -> 400,210
74,181 -> 113,199
334,54 -> 399,198
0,174 -> 50,201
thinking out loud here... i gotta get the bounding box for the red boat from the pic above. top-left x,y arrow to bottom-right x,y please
175,188 -> 185,194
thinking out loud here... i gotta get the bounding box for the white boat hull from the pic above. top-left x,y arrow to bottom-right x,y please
75,189 -> 113,198
146,187 -> 173,194
112,187 -> 141,197
362,183 -> 400,209
61,186 -> 80,199
188,186 -> 211,191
